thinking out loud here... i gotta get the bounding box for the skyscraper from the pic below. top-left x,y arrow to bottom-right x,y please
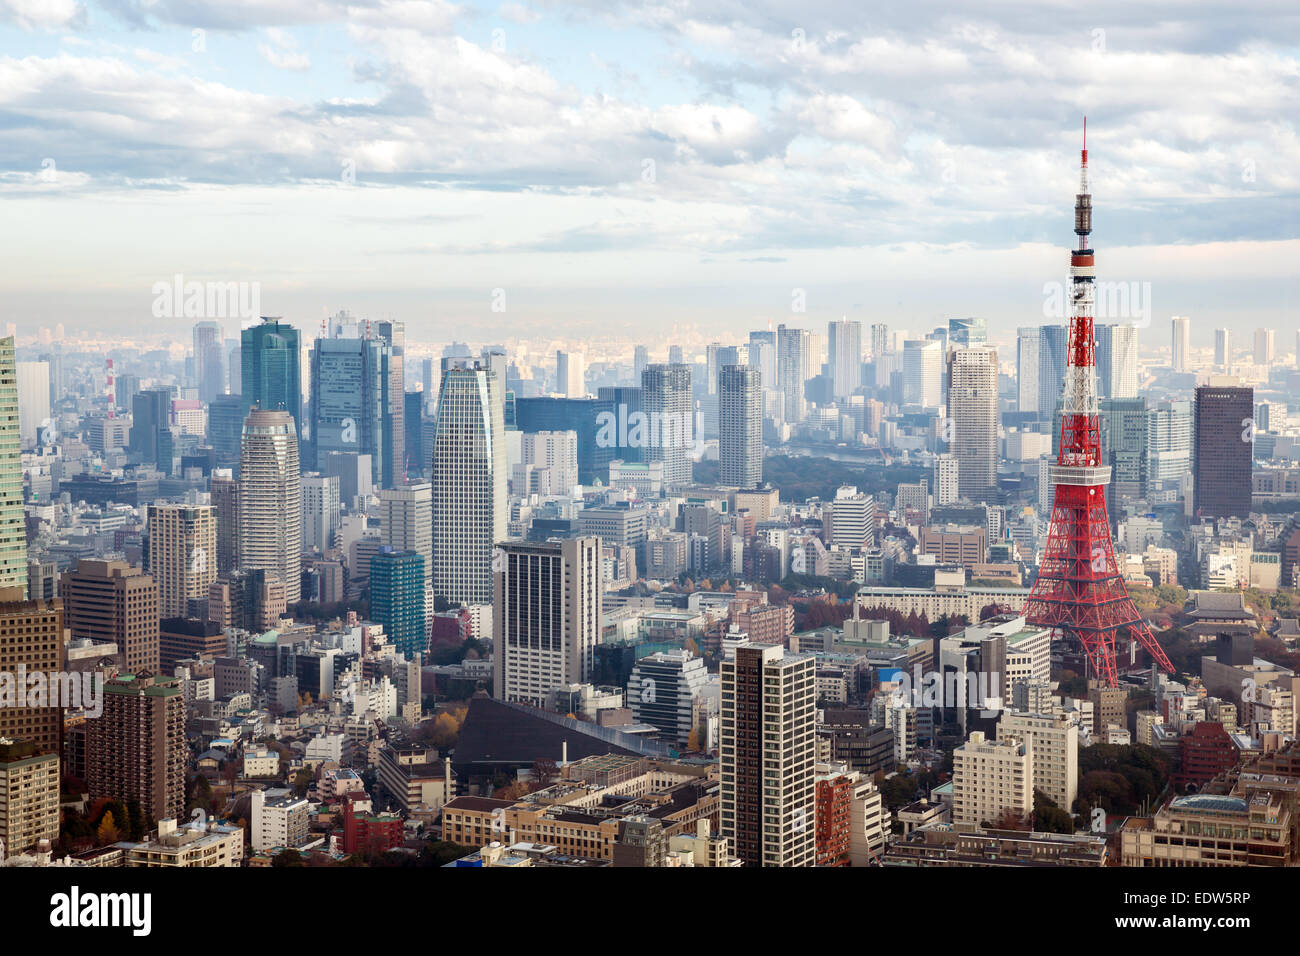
0,339 -> 26,593
374,320 -> 406,494
61,559 -> 159,674
1016,327 -> 1040,414
301,473 -> 341,552
1214,328 -> 1231,369
747,330 -> 777,390
208,394 -> 244,472
1193,384 -> 1254,520
902,339 -> 941,409
705,343 -> 722,396
15,361 -> 50,447
1254,327 -> 1275,365
493,537 -> 601,707
718,364 -> 762,489
1147,399 -> 1193,500
370,548 -> 427,660
827,319 -> 862,400
640,363 -> 693,486
720,643 -> 816,867
193,319 -> 226,404
309,332 -> 395,488
379,481 -> 433,588
239,409 -> 302,605
129,387 -> 176,474
1095,323 -> 1138,399
147,504 -> 217,619
946,347 -> 999,500
431,362 -> 506,607
1036,325 -> 1069,425
1171,316 -> 1190,373
777,325 -> 813,422
595,386 -> 644,466
1100,397 -> 1149,513
633,345 -> 649,384
210,470 -> 240,574
557,350 -> 586,398
241,317 -> 302,439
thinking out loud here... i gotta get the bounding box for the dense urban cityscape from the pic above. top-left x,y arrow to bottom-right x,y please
0,0 -> 1295,935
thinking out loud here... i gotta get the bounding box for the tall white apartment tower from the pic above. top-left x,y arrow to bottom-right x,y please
493,537 -> 601,707
720,643 -> 816,867
718,364 -> 762,489
431,362 -> 506,607
1096,323 -> 1138,399
148,504 -> 218,618
776,325 -> 813,423
0,338 -> 27,594
827,319 -> 862,400
946,347 -> 999,500
239,408 -> 303,604
934,454 -> 960,507
1170,316 -> 1190,373
380,481 -> 433,588
301,473 -> 340,552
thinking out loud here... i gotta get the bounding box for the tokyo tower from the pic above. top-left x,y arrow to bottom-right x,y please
1021,121 -> 1174,686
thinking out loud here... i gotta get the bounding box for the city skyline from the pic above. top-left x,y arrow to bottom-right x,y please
2,0 -> 1300,894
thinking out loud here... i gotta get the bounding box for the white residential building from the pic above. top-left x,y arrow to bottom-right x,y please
952,731 -> 1033,827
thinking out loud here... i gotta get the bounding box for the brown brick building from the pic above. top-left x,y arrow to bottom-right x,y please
86,674 -> 185,825
61,559 -> 159,674
0,587 -> 65,757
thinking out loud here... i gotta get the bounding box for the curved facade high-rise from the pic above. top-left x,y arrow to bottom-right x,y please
239,408 -> 302,605
430,362 -> 506,607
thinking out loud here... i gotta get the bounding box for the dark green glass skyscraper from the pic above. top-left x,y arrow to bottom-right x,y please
370,548 -> 426,660
241,318 -> 301,438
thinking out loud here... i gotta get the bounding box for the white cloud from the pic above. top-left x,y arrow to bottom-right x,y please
0,0 -> 83,30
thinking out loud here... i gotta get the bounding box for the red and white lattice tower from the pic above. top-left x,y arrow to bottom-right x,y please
1020,121 -> 1174,686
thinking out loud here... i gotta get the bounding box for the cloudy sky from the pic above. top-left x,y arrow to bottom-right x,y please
0,0 -> 1296,347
